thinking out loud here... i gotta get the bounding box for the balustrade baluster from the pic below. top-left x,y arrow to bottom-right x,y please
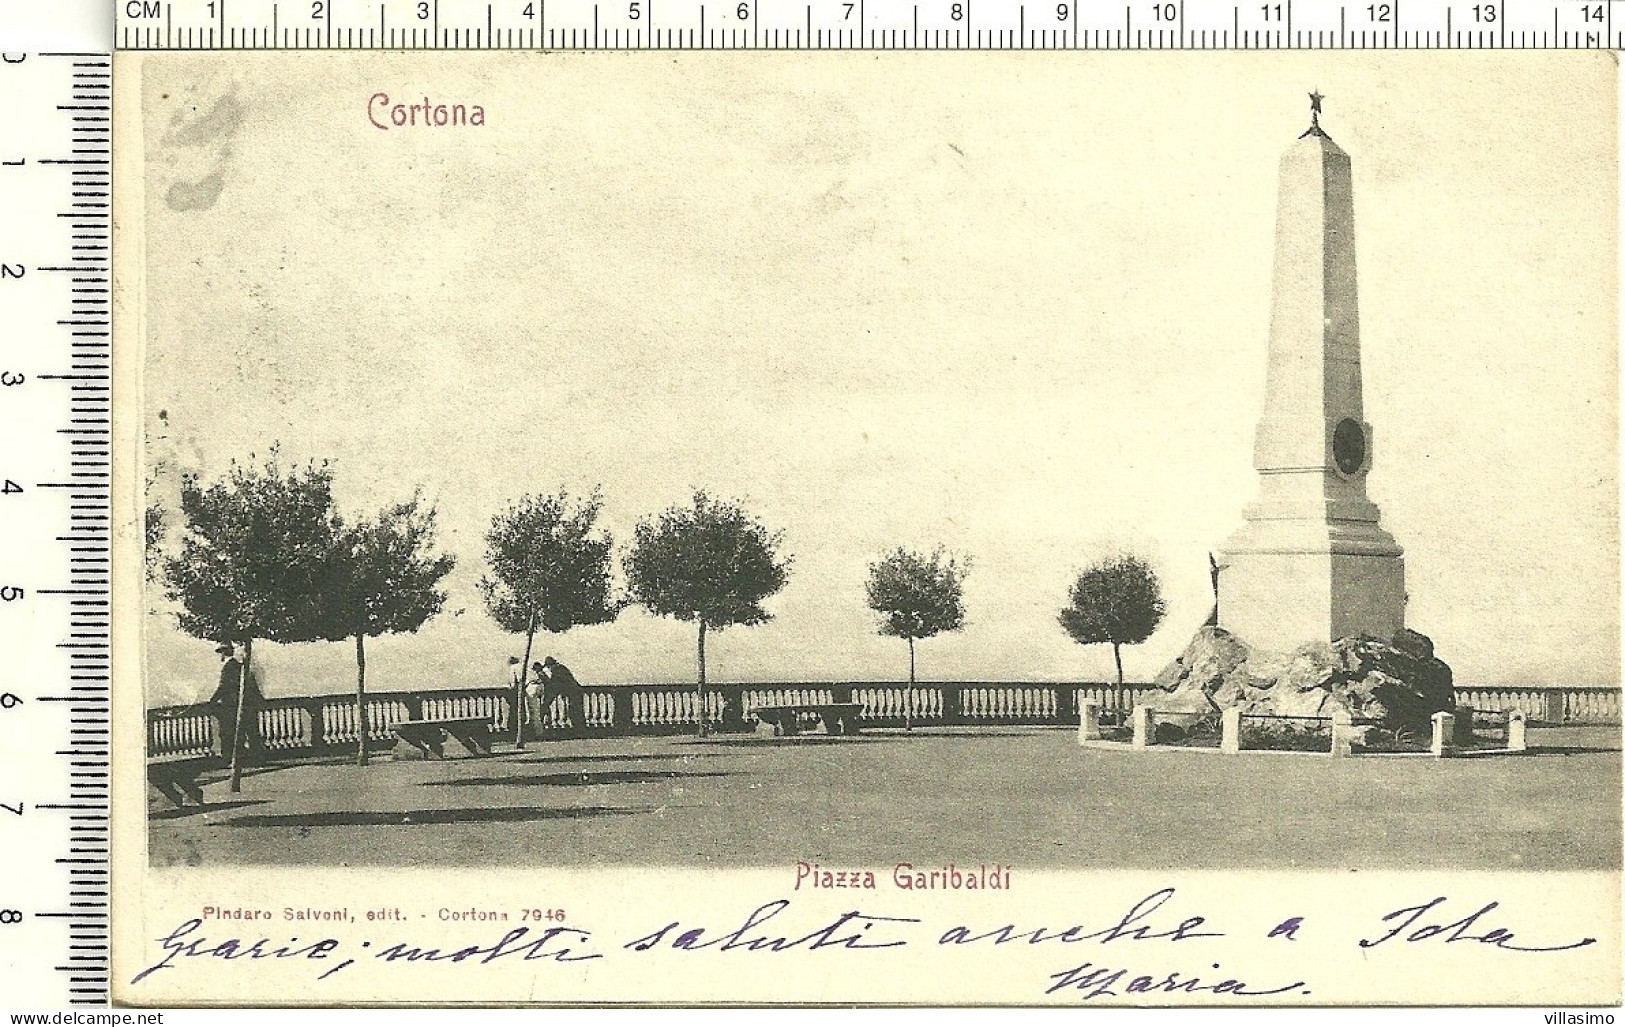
306,699 -> 325,749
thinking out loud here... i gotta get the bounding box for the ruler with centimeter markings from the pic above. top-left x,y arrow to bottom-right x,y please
0,48 -> 112,1009
117,0 -> 1624,50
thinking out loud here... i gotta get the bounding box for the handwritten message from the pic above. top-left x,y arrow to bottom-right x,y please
131,886 -> 1599,1001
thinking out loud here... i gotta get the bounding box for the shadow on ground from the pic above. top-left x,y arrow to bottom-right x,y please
226,805 -> 653,828
509,753 -> 727,766
690,736 -> 886,747
195,752 -> 422,786
688,730 -> 1049,747
423,770 -> 734,788
150,799 -> 270,821
196,765 -> 286,787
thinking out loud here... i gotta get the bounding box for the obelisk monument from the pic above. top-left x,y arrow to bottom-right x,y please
1217,95 -> 1406,652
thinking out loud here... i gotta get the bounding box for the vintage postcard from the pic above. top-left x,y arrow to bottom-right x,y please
111,49 -> 1621,1005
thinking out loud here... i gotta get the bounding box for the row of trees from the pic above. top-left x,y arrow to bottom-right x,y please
150,451 -> 1168,785
158,456 -> 455,790
863,548 -> 1168,716
476,489 -> 792,741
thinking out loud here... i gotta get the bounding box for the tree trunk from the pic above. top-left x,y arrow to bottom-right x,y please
696,621 -> 708,738
355,633 -> 368,767
517,611 -> 538,747
905,636 -> 916,732
228,638 -> 253,794
1113,642 -> 1125,715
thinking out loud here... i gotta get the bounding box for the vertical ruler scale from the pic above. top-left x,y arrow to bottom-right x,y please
0,51 -> 113,1008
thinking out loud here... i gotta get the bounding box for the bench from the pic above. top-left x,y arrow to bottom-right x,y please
391,717 -> 494,760
147,753 -> 217,809
750,703 -> 863,737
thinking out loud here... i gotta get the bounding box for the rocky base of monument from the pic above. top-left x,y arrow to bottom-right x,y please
1148,625 -> 1455,739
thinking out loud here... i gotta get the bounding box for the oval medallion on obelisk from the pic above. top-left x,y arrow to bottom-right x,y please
1333,417 -> 1365,476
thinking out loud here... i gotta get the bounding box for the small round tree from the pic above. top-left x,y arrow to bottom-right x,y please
1058,554 -> 1166,714
865,546 -> 967,729
326,494 -> 456,765
479,490 -> 621,745
623,491 -> 790,736
163,451 -> 342,792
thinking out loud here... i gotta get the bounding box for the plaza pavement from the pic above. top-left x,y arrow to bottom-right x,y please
148,725 -> 1621,870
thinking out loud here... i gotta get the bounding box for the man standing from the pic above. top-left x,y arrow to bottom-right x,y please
541,656 -> 587,735
210,643 -> 264,764
507,655 -> 541,741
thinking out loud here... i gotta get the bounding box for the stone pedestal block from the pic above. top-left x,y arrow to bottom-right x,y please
1430,711 -> 1455,758
1220,708 -> 1241,754
1078,699 -> 1101,743
1508,710 -> 1528,752
1131,706 -> 1152,749
1330,710 -> 1354,758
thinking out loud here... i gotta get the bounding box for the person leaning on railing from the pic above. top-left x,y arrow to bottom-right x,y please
535,656 -> 587,735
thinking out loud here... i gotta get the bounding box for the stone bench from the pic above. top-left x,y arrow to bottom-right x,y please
146,753 -> 216,808
391,717 -> 494,760
751,703 -> 863,737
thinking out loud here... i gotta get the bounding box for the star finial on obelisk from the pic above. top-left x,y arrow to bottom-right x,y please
1302,90 -> 1328,138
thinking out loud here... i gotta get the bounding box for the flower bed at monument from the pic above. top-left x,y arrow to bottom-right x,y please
1349,725 -> 1430,754
1238,715 -> 1333,753
1152,714 -> 1223,748
1096,710 -> 1133,743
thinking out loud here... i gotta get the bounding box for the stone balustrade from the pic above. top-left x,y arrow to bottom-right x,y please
148,680 -> 1616,761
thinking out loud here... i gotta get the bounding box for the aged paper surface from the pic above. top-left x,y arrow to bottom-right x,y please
112,49 -> 1621,1005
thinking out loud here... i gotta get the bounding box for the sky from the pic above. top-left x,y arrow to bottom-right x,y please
133,50 -> 1619,705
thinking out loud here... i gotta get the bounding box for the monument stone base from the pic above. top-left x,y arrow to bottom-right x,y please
1150,625 -> 1452,738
